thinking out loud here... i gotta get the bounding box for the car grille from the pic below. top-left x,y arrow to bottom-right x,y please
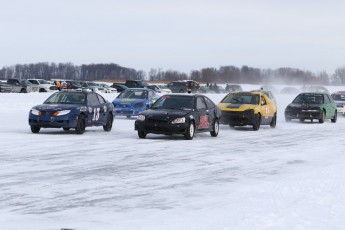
147,118 -> 169,123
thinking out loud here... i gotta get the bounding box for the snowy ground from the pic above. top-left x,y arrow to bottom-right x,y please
1,84 -> 345,230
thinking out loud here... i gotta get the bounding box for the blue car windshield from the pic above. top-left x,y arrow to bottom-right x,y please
44,92 -> 86,104
118,90 -> 148,99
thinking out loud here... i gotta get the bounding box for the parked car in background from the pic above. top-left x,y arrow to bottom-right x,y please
285,92 -> 337,123
111,83 -> 128,93
65,80 -> 83,90
218,91 -> 277,131
260,85 -> 279,94
0,81 -> 12,93
331,91 -> 345,116
98,83 -> 117,93
82,81 -> 104,92
280,87 -> 300,94
146,84 -> 172,93
28,91 -> 115,134
225,84 -> 243,92
27,79 -> 58,92
112,88 -> 159,118
6,79 -> 39,93
135,94 -> 221,140
167,80 -> 200,93
301,85 -> 329,94
124,80 -> 149,88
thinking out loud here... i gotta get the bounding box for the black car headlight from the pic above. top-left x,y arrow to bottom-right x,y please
137,114 -> 145,121
172,117 -> 186,124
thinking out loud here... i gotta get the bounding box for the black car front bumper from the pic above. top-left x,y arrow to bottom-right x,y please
135,119 -> 189,135
285,109 -> 322,120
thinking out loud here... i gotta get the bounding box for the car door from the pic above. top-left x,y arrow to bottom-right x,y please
259,95 -> 270,125
96,93 -> 109,123
86,93 -> 102,125
196,96 -> 210,130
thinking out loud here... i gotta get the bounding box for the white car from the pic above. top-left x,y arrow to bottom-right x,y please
28,79 -> 58,92
98,83 -> 117,93
147,84 -> 172,94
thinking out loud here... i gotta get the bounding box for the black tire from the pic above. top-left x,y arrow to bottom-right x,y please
270,113 -> 277,128
253,114 -> 261,131
319,111 -> 325,123
63,127 -> 70,131
331,110 -> 337,123
285,117 -> 291,122
39,88 -> 46,93
20,88 -> 27,93
210,119 -> 219,137
126,115 -> 131,119
75,115 -> 86,134
299,118 -> 304,122
103,113 -> 113,131
229,124 -> 235,129
31,125 -> 40,133
179,89 -> 185,93
184,122 -> 195,140
138,131 -> 147,138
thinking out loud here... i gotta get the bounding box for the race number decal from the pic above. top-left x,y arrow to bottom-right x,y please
198,115 -> 209,129
92,108 -> 100,121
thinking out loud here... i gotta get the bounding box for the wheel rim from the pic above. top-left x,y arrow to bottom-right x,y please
189,124 -> 194,137
214,121 -> 219,134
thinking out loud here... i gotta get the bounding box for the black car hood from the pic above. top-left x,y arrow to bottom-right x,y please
142,109 -> 191,120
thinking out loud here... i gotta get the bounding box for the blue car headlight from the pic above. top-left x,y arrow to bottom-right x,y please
134,102 -> 144,108
53,110 -> 71,116
31,109 -> 41,115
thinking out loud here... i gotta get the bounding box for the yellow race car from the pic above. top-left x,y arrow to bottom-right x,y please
218,91 -> 277,130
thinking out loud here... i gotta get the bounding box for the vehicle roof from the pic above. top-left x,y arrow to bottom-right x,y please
163,93 -> 204,97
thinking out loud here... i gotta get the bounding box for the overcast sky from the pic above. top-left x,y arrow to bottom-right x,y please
1,0 -> 345,74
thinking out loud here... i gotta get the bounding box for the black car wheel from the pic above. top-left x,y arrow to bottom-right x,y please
331,110 -> 337,123
285,117 -> 291,122
20,88 -> 27,93
31,125 -> 40,133
179,89 -> 185,93
138,131 -> 147,138
75,115 -> 86,134
270,113 -> 277,128
184,122 -> 195,140
63,127 -> 70,131
210,119 -> 219,137
253,114 -> 261,131
126,115 -> 131,119
319,111 -> 325,123
103,113 -> 113,131
39,88 -> 46,93
299,118 -> 304,122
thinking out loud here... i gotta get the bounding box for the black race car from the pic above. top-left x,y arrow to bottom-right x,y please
135,94 -> 222,140
28,91 -> 115,134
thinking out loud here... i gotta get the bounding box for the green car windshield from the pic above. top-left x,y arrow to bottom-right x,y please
293,94 -> 324,104
332,94 -> 345,101
44,92 -> 86,104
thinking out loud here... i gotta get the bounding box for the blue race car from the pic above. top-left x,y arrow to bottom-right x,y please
112,88 -> 159,118
28,91 -> 115,134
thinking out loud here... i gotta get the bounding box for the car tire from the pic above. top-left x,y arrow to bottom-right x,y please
39,88 -> 46,93
270,113 -> 277,128
138,131 -> 147,138
31,125 -> 40,133
319,111 -> 325,123
103,113 -> 113,131
299,118 -> 304,122
126,115 -> 131,119
210,119 -> 219,137
253,114 -> 261,131
63,127 -> 70,131
184,122 -> 195,140
229,124 -> 235,129
75,115 -> 86,134
20,88 -> 27,93
285,117 -> 291,122
331,110 -> 337,123
179,89 -> 185,93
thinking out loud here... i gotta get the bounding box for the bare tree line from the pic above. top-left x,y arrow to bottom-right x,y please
1,62 -> 345,85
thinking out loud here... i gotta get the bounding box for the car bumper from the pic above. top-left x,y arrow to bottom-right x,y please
135,120 -> 188,135
220,110 -> 256,126
29,115 -> 78,128
337,107 -> 345,113
285,110 -> 322,120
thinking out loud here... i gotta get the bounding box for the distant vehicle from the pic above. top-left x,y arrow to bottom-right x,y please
0,81 -> 12,93
260,85 -> 279,94
27,79 -> 58,92
28,91 -> 115,134
218,91 -> 277,131
225,84 -> 243,92
280,87 -> 300,94
124,80 -> 149,88
301,85 -> 329,94
82,81 -> 104,92
331,91 -> 345,115
285,92 -> 337,123
251,90 -> 277,105
112,88 -> 159,118
135,94 -> 221,140
111,83 -> 128,93
146,84 -> 172,93
98,83 -> 117,93
65,80 -> 83,90
167,80 -> 200,93
208,84 -> 226,94
7,79 -> 39,93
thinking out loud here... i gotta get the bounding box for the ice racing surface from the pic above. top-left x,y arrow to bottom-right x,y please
1,85 -> 345,230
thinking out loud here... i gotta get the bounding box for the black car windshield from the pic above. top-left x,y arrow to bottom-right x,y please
229,94 -> 259,105
118,90 -> 148,99
332,94 -> 345,101
151,95 -> 194,110
44,92 -> 86,104
293,94 -> 324,104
